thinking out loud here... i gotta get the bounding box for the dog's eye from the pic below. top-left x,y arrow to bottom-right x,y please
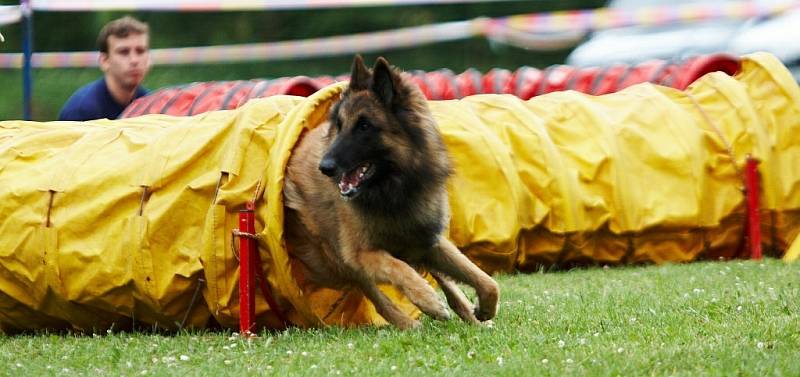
356,119 -> 372,132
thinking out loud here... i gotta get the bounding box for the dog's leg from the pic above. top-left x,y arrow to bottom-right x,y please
356,280 -> 420,330
431,271 -> 479,325
427,237 -> 499,321
354,249 -> 451,322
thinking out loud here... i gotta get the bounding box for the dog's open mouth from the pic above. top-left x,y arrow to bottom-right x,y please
338,162 -> 375,198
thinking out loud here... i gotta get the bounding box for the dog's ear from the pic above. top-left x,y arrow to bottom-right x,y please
371,57 -> 395,107
349,54 -> 370,91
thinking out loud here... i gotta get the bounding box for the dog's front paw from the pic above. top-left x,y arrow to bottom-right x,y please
427,302 -> 451,322
474,306 -> 496,322
475,281 -> 499,321
411,293 -> 451,322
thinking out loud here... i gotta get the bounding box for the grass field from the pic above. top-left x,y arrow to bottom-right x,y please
1,258 -> 797,376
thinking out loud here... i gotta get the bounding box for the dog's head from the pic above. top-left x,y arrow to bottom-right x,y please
319,55 -> 449,204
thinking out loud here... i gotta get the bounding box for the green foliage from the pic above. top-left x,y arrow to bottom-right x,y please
0,1 -> 606,120
1,259 -> 798,376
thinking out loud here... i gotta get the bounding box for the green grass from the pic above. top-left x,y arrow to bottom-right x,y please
1,258 -> 798,376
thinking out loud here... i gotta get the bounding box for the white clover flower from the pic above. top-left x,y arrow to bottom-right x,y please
541,358 -> 548,364
179,355 -> 189,361
757,342 -> 765,349
617,347 -> 625,353
496,356 -> 504,365
390,366 -> 397,371
565,358 -> 574,364
558,340 -> 565,348
347,343 -> 354,350
224,360 -> 232,365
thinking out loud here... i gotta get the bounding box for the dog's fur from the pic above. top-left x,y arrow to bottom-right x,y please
283,56 -> 499,329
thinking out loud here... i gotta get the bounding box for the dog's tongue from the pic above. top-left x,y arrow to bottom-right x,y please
338,164 -> 368,195
339,171 -> 361,192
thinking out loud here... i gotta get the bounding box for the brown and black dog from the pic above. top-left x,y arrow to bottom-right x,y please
283,55 -> 499,329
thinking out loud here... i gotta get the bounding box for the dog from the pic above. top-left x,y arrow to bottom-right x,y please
283,55 -> 499,329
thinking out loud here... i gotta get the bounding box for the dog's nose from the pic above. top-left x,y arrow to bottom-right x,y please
318,157 -> 337,177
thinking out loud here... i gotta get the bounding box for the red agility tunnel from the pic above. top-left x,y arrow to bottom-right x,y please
120,53 -> 741,118
121,76 -> 322,118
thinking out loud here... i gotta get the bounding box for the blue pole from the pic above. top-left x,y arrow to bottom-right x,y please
21,0 -> 32,120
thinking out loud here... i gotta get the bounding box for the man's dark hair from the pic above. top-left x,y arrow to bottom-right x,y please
96,16 -> 149,54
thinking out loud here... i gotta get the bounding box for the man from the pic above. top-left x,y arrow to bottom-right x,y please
58,16 -> 151,121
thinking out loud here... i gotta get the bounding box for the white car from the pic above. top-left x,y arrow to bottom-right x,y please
566,0 -> 800,81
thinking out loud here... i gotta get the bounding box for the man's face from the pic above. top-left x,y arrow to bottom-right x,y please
100,33 -> 150,89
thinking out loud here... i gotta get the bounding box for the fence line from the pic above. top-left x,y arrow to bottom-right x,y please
0,5 -> 21,26
29,0 -> 526,11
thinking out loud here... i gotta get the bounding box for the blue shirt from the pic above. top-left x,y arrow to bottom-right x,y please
58,78 -> 148,121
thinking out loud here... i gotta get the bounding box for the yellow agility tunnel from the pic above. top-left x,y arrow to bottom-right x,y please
0,52 -> 798,333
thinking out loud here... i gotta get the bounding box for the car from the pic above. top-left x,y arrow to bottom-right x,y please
566,0 -> 800,81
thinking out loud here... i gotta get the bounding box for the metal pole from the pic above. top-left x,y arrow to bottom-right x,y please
21,0 -> 33,120
238,201 -> 256,336
744,156 -> 762,259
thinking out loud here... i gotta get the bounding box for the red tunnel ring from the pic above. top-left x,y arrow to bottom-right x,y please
120,53 -> 742,118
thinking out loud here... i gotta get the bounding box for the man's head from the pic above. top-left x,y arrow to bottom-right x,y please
97,16 -> 150,91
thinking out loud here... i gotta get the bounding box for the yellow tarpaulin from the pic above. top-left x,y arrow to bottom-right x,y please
0,52 -> 798,332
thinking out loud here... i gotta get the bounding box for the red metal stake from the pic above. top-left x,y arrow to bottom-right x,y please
238,201 -> 256,335
744,156 -> 762,259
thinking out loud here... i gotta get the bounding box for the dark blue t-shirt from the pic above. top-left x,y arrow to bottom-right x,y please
58,78 -> 148,121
